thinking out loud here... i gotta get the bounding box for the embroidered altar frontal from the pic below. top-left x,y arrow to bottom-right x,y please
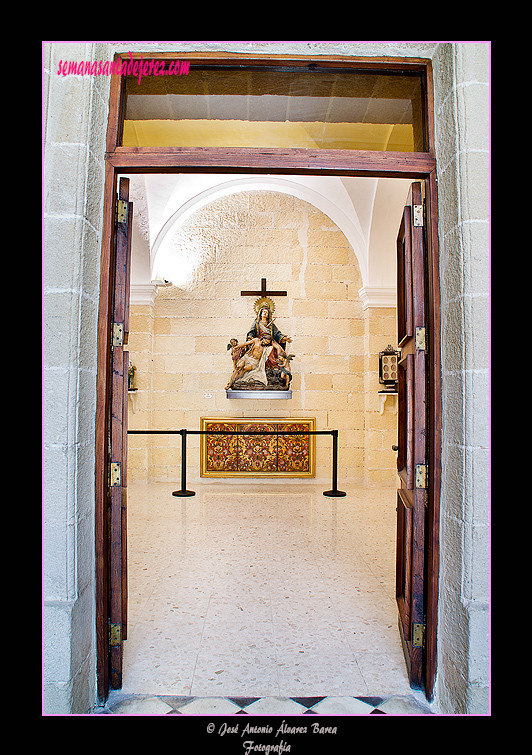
200,418 -> 315,478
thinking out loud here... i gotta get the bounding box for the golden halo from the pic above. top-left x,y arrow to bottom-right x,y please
253,296 -> 276,316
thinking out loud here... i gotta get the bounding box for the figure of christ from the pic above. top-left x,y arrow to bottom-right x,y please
226,335 -> 286,390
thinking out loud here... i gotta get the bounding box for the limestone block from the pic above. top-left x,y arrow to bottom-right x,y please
305,281 -> 348,300
304,263 -> 333,282
195,335 -> 231,353
305,374 -> 333,391
291,299 -> 328,318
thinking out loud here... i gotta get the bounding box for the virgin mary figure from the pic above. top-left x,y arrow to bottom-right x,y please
230,296 -> 292,386
246,298 -> 292,369
227,296 -> 293,389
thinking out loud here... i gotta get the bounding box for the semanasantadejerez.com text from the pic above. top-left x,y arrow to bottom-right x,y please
57,53 -> 190,84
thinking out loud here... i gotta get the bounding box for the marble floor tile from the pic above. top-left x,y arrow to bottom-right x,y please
190,657 -> 280,697
98,692 -> 432,715
276,652 -> 367,697
311,696 -> 378,715
243,697 -> 307,716
123,482 -> 412,700
376,695 -> 433,714
353,650 -> 413,696
178,697 -> 244,715
108,695 -> 175,715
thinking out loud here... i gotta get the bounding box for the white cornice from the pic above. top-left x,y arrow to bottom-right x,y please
358,286 -> 396,310
130,283 -> 158,306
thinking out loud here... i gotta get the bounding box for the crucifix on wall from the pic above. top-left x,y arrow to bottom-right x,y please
225,279 -> 294,396
240,278 -> 287,299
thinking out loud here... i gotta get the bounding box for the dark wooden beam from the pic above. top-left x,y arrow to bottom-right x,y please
106,146 -> 436,178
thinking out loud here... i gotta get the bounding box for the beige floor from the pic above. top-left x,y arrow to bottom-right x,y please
122,481 -> 412,699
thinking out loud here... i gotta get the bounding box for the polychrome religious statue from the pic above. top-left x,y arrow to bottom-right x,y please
226,296 -> 294,391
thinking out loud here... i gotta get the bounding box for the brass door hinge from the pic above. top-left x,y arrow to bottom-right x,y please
415,464 -> 428,489
412,622 -> 425,648
109,462 -> 121,487
109,622 -> 122,647
116,199 -> 128,224
112,322 -> 124,347
415,326 -> 427,352
413,204 -> 424,227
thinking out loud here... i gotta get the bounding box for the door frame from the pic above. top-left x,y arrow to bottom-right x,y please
95,50 -> 442,701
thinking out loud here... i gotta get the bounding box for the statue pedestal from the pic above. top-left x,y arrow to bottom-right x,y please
226,390 -> 292,399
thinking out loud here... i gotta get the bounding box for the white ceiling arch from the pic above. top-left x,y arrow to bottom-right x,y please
149,175 -> 369,286
126,172 -> 411,307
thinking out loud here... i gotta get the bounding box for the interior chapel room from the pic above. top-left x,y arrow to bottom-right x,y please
121,171 -> 415,700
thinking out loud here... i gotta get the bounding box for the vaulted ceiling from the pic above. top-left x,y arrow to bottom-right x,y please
125,173 -> 411,308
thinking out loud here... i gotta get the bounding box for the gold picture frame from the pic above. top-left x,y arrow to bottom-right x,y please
200,417 -> 316,478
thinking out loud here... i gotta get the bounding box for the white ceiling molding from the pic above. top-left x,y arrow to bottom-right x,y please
130,283 -> 158,306
358,285 -> 397,310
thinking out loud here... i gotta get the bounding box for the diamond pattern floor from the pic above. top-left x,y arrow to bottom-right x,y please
97,692 -> 432,715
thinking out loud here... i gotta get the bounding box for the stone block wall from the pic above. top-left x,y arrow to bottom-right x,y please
127,190 -> 398,486
43,41 -> 109,714
431,42 -> 490,714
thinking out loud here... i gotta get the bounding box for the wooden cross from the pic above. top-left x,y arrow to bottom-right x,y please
240,278 -> 287,298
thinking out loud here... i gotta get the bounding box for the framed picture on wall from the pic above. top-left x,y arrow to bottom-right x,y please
200,417 -> 316,478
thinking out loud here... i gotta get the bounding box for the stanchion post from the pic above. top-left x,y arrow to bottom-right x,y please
130,427 -> 346,498
323,429 -> 346,497
172,429 -> 196,497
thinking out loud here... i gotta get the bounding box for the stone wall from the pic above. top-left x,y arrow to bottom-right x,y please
431,43 -> 490,714
43,41 -> 109,714
127,190 -> 398,486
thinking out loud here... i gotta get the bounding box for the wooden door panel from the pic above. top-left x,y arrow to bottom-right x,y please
395,182 -> 427,691
108,177 -> 132,689
396,489 -> 413,640
121,349 -> 129,642
397,206 -> 413,346
397,353 -> 415,490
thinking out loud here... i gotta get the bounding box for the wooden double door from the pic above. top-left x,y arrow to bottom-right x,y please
101,178 -> 438,698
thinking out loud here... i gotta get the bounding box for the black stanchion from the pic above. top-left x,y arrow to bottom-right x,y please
323,429 -> 347,497
172,429 -> 195,497
127,427 -> 347,498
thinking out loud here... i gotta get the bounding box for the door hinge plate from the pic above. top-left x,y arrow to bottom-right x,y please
415,464 -> 428,489
116,199 -> 128,224
109,462 -> 121,487
412,623 -> 425,648
109,622 -> 122,647
112,322 -> 124,347
415,326 -> 427,352
413,204 -> 424,226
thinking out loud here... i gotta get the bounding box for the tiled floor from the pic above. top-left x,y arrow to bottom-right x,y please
101,481 -> 433,715
97,692 -> 432,715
